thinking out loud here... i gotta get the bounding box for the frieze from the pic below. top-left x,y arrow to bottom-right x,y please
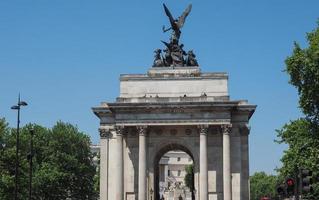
170,129 -> 177,136
155,128 -> 163,136
210,126 -> 220,135
185,128 -> 192,135
114,118 -> 230,126
169,108 -> 186,113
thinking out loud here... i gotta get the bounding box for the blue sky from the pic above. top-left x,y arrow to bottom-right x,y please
0,0 -> 318,174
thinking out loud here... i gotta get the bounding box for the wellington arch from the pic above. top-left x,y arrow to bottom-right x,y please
92,3 -> 256,200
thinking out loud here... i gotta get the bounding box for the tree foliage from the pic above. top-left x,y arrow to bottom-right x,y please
0,119 -> 98,200
93,150 -> 100,195
285,22 -> 319,127
276,119 -> 319,198
184,164 -> 194,191
276,22 -> 319,198
250,172 -> 277,200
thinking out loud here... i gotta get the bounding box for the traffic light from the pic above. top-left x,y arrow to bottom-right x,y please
285,177 -> 295,196
276,184 -> 286,197
300,169 -> 313,194
276,178 -> 297,198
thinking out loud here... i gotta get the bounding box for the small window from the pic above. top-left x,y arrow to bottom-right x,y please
168,170 -> 170,176
177,157 -> 181,161
178,170 -> 181,176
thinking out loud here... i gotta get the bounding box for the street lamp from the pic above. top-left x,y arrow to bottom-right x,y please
11,94 -> 28,200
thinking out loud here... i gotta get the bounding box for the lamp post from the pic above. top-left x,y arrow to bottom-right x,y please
11,94 -> 28,200
28,128 -> 34,200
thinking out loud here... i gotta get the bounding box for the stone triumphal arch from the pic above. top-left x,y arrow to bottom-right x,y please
92,4 -> 256,200
93,67 -> 255,200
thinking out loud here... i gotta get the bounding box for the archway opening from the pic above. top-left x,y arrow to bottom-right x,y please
154,144 -> 195,200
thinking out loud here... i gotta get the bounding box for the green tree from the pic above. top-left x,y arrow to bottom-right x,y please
0,118 -> 16,200
285,24 -> 319,126
276,119 -> 319,198
184,164 -> 194,191
276,22 -> 319,198
0,119 -> 98,200
93,153 -> 100,195
250,172 -> 277,200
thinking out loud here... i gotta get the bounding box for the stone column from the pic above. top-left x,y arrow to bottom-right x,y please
115,126 -> 124,200
99,127 -> 110,200
137,126 -> 148,200
198,125 -> 209,200
222,124 -> 232,200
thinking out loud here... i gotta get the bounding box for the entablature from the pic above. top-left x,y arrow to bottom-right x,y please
92,100 -> 256,126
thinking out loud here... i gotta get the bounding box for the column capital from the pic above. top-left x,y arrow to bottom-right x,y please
137,125 -> 148,136
221,124 -> 232,135
197,124 -> 209,135
99,127 -> 111,138
115,125 -> 125,136
239,124 -> 251,136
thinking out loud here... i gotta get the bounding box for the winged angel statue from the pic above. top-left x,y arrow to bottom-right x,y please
162,3 -> 192,44
152,4 -> 198,67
